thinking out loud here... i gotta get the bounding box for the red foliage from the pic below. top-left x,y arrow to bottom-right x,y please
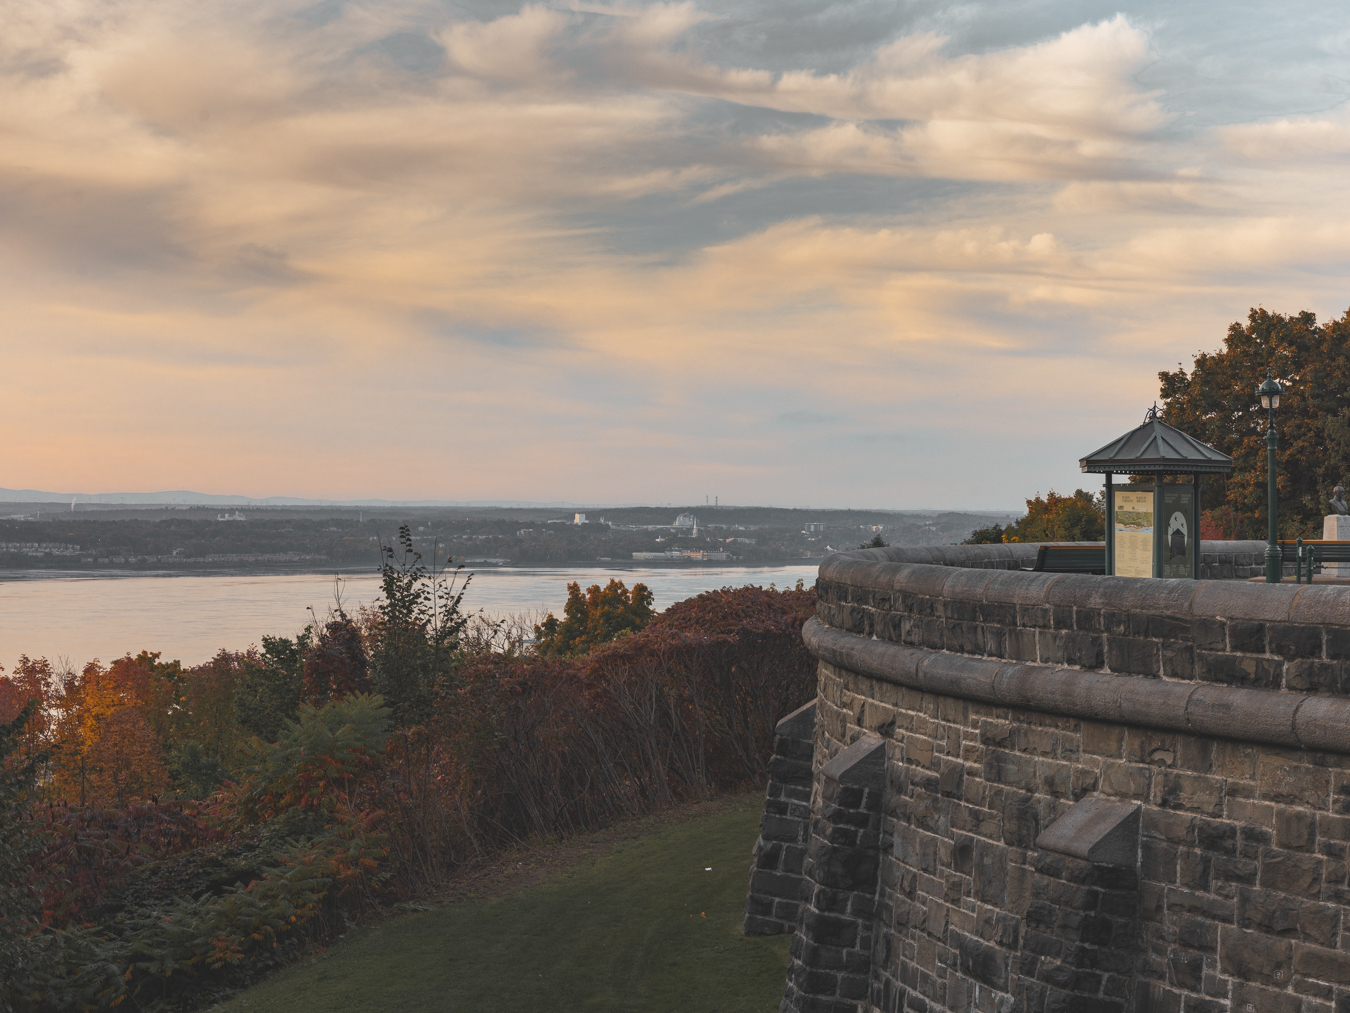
0,655 -> 54,762
1200,504 -> 1249,541
30,799 -> 221,927
445,585 -> 817,852
302,613 -> 370,704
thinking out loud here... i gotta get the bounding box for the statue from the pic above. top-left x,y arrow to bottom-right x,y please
1333,487 -> 1349,516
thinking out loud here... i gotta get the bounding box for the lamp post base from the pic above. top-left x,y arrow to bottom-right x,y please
1266,546 -> 1282,584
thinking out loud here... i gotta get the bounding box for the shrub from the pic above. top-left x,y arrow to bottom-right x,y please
533,579 -> 655,657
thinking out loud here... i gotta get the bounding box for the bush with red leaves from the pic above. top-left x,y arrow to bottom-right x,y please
445,585 -> 816,852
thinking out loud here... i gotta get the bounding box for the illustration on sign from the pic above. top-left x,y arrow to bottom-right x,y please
1114,490 -> 1153,578
1168,512 -> 1188,560
1160,486 -> 1195,579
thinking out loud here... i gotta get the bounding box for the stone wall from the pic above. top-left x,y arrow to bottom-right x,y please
746,701 -> 817,936
752,546 -> 1350,1013
816,551 -> 1350,692
845,541 -> 1270,581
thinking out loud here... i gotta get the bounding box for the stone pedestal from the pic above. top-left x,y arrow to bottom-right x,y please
1325,514 -> 1350,575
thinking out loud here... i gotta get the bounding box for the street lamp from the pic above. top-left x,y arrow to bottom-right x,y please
1259,367 -> 1283,583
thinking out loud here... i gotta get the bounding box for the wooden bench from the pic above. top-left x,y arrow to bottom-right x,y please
1279,539 -> 1350,583
1027,544 -> 1107,574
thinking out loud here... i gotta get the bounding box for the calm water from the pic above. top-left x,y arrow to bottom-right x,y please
0,564 -> 820,668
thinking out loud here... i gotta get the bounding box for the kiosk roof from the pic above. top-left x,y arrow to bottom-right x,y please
1080,412 -> 1232,475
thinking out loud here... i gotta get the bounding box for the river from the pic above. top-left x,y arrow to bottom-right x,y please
0,564 -> 821,668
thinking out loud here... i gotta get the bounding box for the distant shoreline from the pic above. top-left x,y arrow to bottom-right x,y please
0,558 -> 827,582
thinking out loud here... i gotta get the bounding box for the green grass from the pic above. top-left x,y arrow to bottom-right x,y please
232,803 -> 791,1013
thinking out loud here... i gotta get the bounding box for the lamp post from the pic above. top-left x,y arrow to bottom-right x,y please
1260,368 -> 1283,583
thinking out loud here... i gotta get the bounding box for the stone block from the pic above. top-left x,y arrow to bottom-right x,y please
1153,770 -> 1225,817
777,700 -> 819,741
1275,807 -> 1316,851
821,734 -> 888,791
1295,943 -> 1350,984
1325,627 -> 1350,661
1195,650 -> 1284,689
1258,759 -> 1331,809
973,838 -> 1009,907
1035,795 -> 1141,868
1161,642 -> 1196,680
1229,981 -> 1303,1013
1237,886 -> 1300,936
1228,620 -> 1268,654
1082,721 -> 1124,759
1220,926 -> 1294,985
1260,850 -> 1324,898
1269,623 -> 1323,659
1104,636 -> 1161,677
1191,580 -> 1297,624
955,931 -> 1010,990
1285,659 -> 1343,693
1164,886 -> 1234,922
1293,697 -> 1350,755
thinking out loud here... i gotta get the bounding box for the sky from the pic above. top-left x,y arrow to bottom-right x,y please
3,1 -> 1349,510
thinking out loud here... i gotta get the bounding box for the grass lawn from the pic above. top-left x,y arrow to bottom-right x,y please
231,796 -> 791,1012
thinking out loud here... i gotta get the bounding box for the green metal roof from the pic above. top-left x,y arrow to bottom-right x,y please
1079,409 -> 1232,475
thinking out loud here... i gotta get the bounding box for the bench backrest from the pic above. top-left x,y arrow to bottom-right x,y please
1279,541 -> 1350,563
1033,544 -> 1107,574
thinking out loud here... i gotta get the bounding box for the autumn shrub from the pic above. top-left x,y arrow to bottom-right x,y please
445,585 -> 817,856
6,695 -> 395,1011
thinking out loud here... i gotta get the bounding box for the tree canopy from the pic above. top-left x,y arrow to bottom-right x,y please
533,578 -> 655,657
1159,306 -> 1350,538
965,490 -> 1104,544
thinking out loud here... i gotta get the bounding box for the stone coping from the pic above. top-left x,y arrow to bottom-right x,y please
803,617 -> 1350,753
818,541 -> 1350,627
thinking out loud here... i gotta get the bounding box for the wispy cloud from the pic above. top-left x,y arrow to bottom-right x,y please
0,0 -> 1346,506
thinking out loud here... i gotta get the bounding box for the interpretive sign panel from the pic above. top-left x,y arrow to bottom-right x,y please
1159,486 -> 1195,579
1114,490 -> 1154,578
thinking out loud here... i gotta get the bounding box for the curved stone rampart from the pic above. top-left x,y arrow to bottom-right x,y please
751,543 -> 1350,1013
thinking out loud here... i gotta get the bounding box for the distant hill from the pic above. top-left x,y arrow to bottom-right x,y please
0,488 -> 595,508
0,488 -> 1020,513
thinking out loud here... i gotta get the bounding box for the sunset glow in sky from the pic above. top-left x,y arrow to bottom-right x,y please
4,1 -> 1349,508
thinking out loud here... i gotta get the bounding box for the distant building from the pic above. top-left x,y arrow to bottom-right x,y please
217,511 -> 246,522
633,550 -> 685,560
574,513 -> 587,525
682,549 -> 730,561
673,513 -> 698,528
803,522 -> 826,533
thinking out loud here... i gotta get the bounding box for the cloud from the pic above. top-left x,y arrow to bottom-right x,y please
0,1 -> 1347,507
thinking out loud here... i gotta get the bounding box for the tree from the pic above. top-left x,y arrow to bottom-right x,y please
172,650 -> 247,772
963,490 -> 1104,543
49,652 -> 180,807
237,634 -> 307,744
0,702 -> 45,1010
302,612 -> 370,706
85,706 -> 170,806
964,523 -> 1007,544
0,656 -> 54,764
859,533 -> 887,548
367,525 -> 469,726
1159,306 -> 1350,538
533,579 -> 655,657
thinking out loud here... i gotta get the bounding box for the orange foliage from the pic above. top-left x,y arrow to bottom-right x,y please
51,652 -> 180,807
84,707 -> 170,806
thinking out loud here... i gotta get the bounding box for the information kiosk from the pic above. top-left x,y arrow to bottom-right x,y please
1079,407 -> 1233,579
